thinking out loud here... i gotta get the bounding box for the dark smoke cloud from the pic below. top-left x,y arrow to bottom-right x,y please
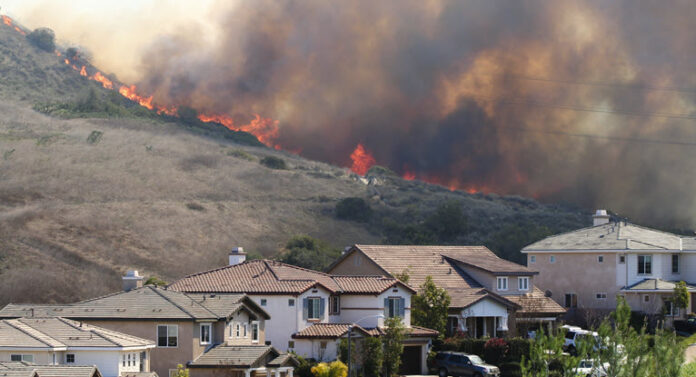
134,0 -> 696,227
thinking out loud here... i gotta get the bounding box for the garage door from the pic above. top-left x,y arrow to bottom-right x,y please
399,345 -> 421,375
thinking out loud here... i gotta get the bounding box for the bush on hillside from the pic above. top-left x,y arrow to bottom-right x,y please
260,156 -> 287,170
27,28 -> 56,52
276,235 -> 342,271
335,197 -> 372,222
367,165 -> 398,177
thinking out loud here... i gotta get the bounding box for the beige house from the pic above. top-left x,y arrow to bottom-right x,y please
522,210 -> 696,325
327,245 -> 565,337
0,285 -> 294,377
0,361 -> 102,377
0,318 -> 152,377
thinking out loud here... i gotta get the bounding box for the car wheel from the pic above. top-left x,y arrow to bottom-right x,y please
438,367 -> 448,377
473,373 -> 482,377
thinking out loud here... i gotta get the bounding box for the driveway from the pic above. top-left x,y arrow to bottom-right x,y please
686,343 -> 696,363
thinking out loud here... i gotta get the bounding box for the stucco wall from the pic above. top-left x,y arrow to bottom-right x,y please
0,351 -> 53,364
528,252 -> 619,310
328,251 -> 387,276
336,287 -> 411,328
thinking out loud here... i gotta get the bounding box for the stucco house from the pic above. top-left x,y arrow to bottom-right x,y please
0,361 -> 103,377
522,210 -> 696,324
0,284 -> 294,377
327,245 -> 565,337
0,317 -> 153,377
167,251 -> 437,375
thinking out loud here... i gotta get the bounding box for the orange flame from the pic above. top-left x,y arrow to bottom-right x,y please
2,15 -> 25,35
119,85 -> 154,110
402,170 -> 416,181
197,113 -> 280,148
349,144 -> 376,176
79,66 -> 87,77
90,71 -> 113,89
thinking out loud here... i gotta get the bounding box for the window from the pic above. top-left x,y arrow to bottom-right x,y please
320,341 -> 327,349
598,255 -> 604,263
288,299 -> 295,307
672,254 -> 680,274
596,293 -> 607,300
251,322 -> 259,343
497,277 -> 508,291
446,317 -> 459,337
385,297 -> 405,318
619,255 -> 625,264
354,255 -> 362,266
122,355 -> 126,367
260,299 -> 267,306
564,293 -> 577,308
243,323 -> 248,338
236,323 -> 241,337
288,341 -> 295,349
529,255 -> 536,264
11,355 -> 33,362
128,353 -> 132,367
200,323 -> 211,344
306,297 -> 323,320
638,255 -> 652,274
665,300 -> 680,316
518,277 -> 529,291
550,255 -> 556,263
644,295 -> 650,303
329,296 -> 340,315
157,325 -> 178,347
66,354 -> 75,364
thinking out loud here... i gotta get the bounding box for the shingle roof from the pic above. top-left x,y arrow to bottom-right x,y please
0,363 -> 101,377
622,279 -> 696,292
188,345 -> 290,368
0,287 -> 269,321
292,323 -> 371,339
522,222 -> 691,252
168,259 -> 412,295
504,288 -> 566,315
0,318 -> 154,350
365,326 -> 439,338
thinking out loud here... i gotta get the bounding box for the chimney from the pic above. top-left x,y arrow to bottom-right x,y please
122,270 -> 144,292
229,247 -> 247,266
593,209 -> 610,226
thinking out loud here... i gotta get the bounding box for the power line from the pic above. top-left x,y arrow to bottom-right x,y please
506,126 -> 696,147
500,74 -> 696,94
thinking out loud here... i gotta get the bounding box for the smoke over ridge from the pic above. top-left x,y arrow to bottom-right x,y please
8,0 -> 696,227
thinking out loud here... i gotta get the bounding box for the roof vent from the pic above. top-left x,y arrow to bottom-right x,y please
593,209 -> 610,226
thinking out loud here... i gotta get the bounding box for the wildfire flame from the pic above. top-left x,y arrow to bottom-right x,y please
1,15 -> 25,35
91,71 -> 113,90
79,66 -> 87,77
197,113 -> 280,148
118,84 -> 153,110
349,144 -> 376,176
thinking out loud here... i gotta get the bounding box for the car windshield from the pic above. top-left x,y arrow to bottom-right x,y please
469,355 -> 484,364
565,331 -> 576,339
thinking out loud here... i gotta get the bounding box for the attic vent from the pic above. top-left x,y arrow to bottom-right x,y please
448,268 -> 452,274
116,308 -> 126,312
53,308 -> 63,311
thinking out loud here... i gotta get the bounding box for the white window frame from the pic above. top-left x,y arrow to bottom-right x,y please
518,277 -> 529,291
11,355 -> 33,362
550,255 -> 556,263
157,324 -> 178,348
596,293 -> 607,300
665,300 -> 680,316
386,297 -> 403,318
200,323 -> 212,345
497,276 -> 508,291
638,254 -> 652,275
236,323 -> 241,337
529,255 -> 536,264
251,321 -> 259,343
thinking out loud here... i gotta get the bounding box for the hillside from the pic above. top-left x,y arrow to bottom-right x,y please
0,20 -> 588,305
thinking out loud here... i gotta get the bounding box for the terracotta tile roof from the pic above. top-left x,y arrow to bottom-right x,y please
0,318 -> 154,350
292,323 -> 371,339
622,278 -> 696,292
364,326 -> 439,338
188,345 -> 294,368
0,287 -> 269,321
168,259 -> 411,295
504,288 -> 565,315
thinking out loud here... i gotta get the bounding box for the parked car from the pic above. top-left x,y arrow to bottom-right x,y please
573,359 -> 609,377
562,325 -> 599,355
434,351 -> 500,377
674,317 -> 696,334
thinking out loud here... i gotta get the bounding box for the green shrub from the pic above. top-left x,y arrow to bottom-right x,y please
505,338 -> 531,362
227,149 -> 255,161
367,165 -> 398,177
292,354 -> 317,377
499,361 -> 522,377
457,338 -> 488,356
86,130 -> 103,145
27,27 -> 55,52
335,197 -> 372,222
483,338 -> 509,365
260,156 -> 287,169
276,235 -> 341,271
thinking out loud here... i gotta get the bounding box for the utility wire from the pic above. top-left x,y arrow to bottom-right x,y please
500,74 -> 696,94
505,126 -> 696,147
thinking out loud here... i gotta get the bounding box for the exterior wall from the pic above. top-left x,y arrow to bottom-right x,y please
83,319 -> 194,377
528,252 -> 619,310
328,251 -> 388,276
0,351 -> 53,364
225,310 -> 262,346
336,287 -> 412,328
293,339 -> 339,362
458,266 -> 496,292
0,350 -> 140,377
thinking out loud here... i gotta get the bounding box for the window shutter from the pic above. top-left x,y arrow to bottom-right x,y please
303,298 -> 309,320
320,298 -> 325,317
399,298 -> 405,317
384,298 -> 389,317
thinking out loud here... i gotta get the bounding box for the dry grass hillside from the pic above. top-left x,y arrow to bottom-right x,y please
0,20 -> 587,305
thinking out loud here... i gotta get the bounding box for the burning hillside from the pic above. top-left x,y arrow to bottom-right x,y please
5,1 -> 696,226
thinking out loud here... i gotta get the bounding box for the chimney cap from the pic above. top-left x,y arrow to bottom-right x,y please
122,270 -> 143,280
594,209 -> 608,217
230,247 -> 246,255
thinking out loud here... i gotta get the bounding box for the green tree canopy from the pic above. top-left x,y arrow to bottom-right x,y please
382,317 -> 407,377
412,276 -> 450,337
276,235 -> 342,271
27,27 -> 55,52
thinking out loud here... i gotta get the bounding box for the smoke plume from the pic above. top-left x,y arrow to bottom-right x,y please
8,0 -> 696,227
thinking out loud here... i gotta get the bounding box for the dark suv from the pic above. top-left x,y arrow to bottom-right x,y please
434,351 -> 500,377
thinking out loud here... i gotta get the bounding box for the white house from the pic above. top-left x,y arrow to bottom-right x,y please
523,209 -> 696,324
0,317 -> 155,377
168,251 -> 437,375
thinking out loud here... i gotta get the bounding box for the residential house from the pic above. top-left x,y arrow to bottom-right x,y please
327,245 -> 565,337
0,283 -> 294,377
0,318 -> 153,377
522,209 -> 696,324
167,252 -> 437,375
0,361 -> 102,377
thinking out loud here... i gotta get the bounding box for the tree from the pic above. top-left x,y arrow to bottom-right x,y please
412,276 -> 450,337
382,317 -> 407,377
172,364 -> 189,377
423,201 -> 467,242
27,27 -> 55,52
338,338 -> 357,369
144,276 -> 167,287
311,361 -> 348,377
362,337 -> 383,377
276,235 -> 342,271
673,281 -> 689,321
177,106 -> 200,125
335,197 -> 372,222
